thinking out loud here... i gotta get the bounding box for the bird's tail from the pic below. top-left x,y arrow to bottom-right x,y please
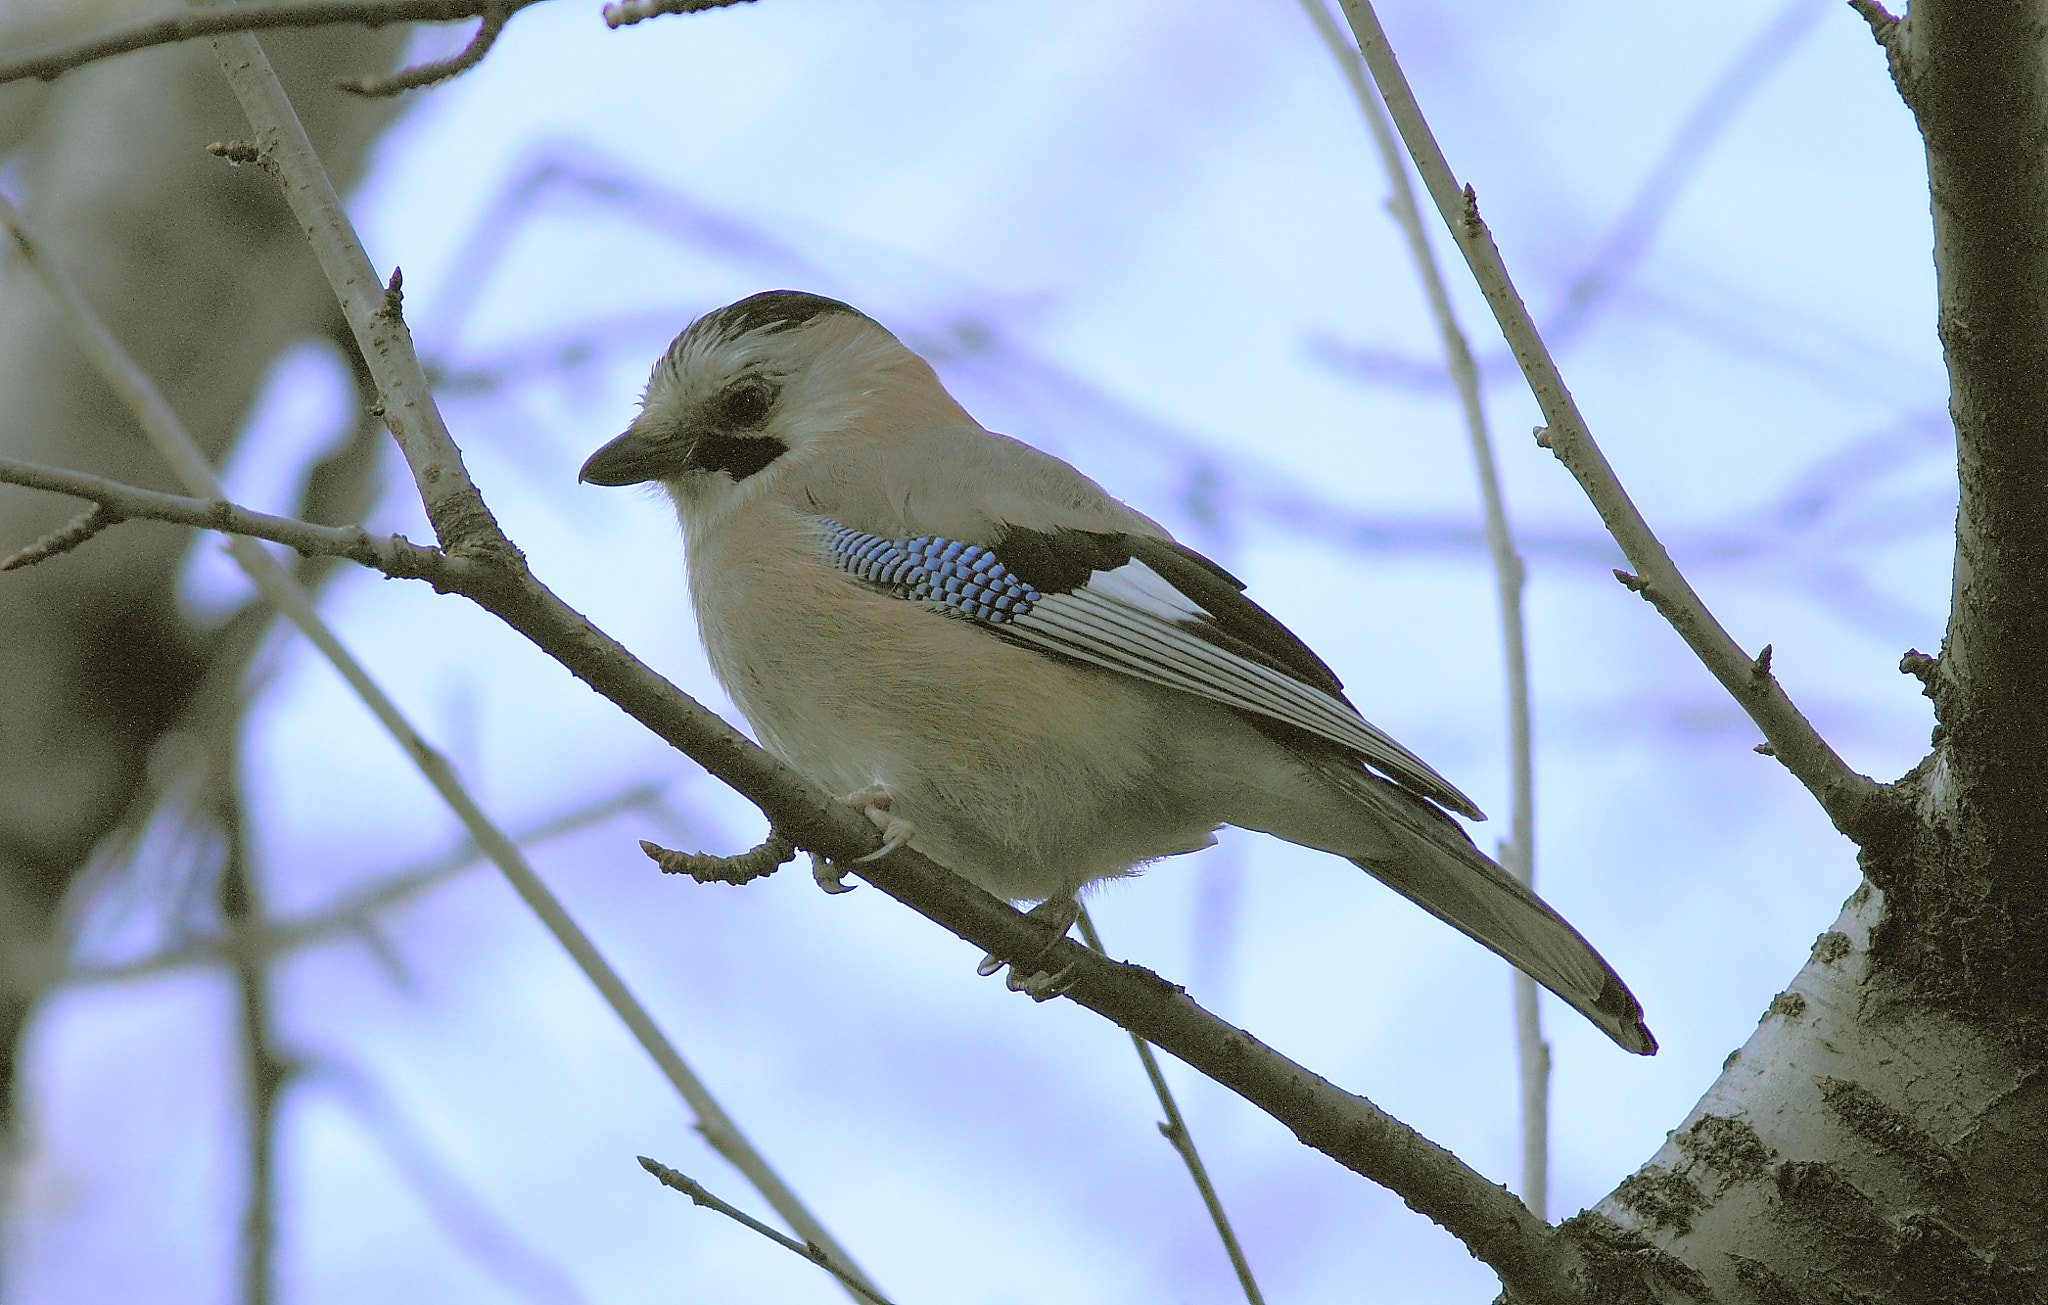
1229,754 -> 1657,1055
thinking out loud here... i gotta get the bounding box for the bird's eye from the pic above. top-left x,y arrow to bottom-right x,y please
714,380 -> 775,429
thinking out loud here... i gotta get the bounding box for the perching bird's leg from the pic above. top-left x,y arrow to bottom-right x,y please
843,784 -> 918,863
978,894 -> 1083,1000
805,785 -> 912,892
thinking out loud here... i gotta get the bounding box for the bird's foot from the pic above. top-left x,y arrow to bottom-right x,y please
977,894 -> 1082,1000
843,785 -> 917,863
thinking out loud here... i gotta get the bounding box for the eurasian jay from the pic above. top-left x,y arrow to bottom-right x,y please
581,290 -> 1654,1055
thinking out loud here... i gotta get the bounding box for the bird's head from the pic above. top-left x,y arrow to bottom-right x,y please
579,290 -> 929,524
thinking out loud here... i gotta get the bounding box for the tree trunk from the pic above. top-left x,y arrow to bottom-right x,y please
0,17 -> 408,1159
1572,4 -> 2048,1299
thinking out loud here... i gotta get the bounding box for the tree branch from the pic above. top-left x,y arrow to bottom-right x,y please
0,453 -> 451,578
210,34 -> 507,557
338,4 -> 511,96
600,0 -> 755,31
638,1159 -> 896,1305
1889,0 -> 2048,1006
1334,0 -> 1903,848
1077,909 -> 1264,1305
0,0 -> 546,88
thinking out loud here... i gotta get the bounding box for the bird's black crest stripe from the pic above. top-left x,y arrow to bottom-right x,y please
986,526 -> 1133,595
699,291 -> 866,343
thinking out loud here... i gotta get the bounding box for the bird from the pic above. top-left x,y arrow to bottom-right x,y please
580,289 -> 1656,1055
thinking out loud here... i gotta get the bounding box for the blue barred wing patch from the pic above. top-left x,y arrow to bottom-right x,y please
819,517 -> 1484,820
825,521 -> 1042,624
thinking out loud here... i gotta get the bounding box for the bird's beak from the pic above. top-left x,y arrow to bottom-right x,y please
578,421 -> 682,487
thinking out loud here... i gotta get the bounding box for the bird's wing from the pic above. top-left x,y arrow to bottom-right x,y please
811,506 -> 1485,820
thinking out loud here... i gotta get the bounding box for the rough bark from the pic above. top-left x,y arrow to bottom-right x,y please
1567,4 -> 2048,1300
0,14 -> 408,1152
1885,0 -> 2048,1035
1584,874 -> 2044,1302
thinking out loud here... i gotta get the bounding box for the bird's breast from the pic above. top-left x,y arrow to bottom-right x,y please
683,506 -> 1226,899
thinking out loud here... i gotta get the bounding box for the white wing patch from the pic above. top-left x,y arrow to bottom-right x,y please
1080,558 -> 1207,622
1004,559 -> 1480,817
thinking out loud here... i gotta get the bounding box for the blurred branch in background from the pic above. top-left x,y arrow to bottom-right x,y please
0,0 -> 548,89
0,137 -> 881,1295
0,7 -> 409,1232
302,1056 -> 591,1305
216,775 -> 290,1305
1297,0 -> 1548,1219
59,783 -> 672,990
411,146 -> 1955,650
1317,0 -> 1833,387
1337,0 -> 1899,846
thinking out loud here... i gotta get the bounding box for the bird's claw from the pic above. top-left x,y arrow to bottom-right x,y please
978,895 -> 1082,997
844,785 -> 917,863
852,812 -> 915,863
1006,959 -> 1081,1000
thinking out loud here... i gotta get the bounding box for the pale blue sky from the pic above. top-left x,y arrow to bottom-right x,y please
14,2 -> 1948,1300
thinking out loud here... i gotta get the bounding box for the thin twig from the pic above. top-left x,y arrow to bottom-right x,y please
0,167 -> 879,1302
1334,0 -> 1901,847
217,785 -> 289,1305
338,5 -> 510,96
637,1158 -> 896,1305
0,452 -> 449,577
600,0 -> 754,31
1297,0 -> 1550,1221
1076,909 -> 1263,1305
641,832 -> 794,885
0,502 -> 118,571
0,0 -> 547,88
